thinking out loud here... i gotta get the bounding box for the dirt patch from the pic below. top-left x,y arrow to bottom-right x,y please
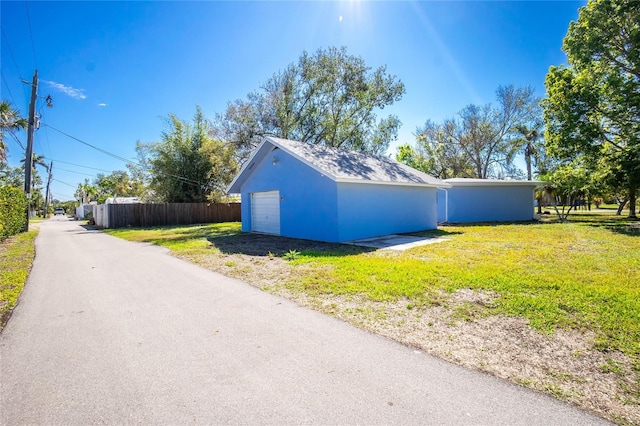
178,237 -> 639,425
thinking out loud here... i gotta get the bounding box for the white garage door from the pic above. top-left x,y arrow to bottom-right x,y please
251,191 -> 280,235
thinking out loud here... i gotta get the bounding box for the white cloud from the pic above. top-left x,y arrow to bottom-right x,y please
98,103 -> 107,107
43,80 -> 87,100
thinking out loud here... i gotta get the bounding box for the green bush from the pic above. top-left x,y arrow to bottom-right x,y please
0,185 -> 27,242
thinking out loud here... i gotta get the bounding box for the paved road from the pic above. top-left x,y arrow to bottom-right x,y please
1,218 -> 610,425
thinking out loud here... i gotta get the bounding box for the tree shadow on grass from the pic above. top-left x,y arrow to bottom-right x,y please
207,233 -> 374,257
538,211 -> 640,237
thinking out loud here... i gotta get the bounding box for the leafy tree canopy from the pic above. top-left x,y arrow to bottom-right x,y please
213,46 -> 405,159
139,106 -> 237,203
543,0 -> 639,218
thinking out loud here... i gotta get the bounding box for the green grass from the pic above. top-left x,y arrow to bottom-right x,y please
289,215 -> 639,367
105,214 -> 640,370
0,230 -> 38,330
105,222 -> 242,253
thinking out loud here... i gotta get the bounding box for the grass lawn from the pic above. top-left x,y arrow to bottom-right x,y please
106,210 -> 639,424
0,230 -> 38,330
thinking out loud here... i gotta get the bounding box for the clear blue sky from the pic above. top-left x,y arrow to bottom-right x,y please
2,1 -> 584,201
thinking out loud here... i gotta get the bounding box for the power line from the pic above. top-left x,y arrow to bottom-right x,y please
23,1 -> 38,69
55,167 -> 98,177
1,29 -> 25,80
1,72 -> 17,104
52,178 -> 77,188
42,158 -> 113,173
8,131 -> 25,150
43,123 -> 203,187
43,123 -> 140,167
0,29 -> 29,104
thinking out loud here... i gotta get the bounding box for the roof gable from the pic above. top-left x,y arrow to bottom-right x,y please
227,137 -> 447,193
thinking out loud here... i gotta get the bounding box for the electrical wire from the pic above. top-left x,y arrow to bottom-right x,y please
42,158 -> 113,173
43,123 -> 203,187
1,72 -> 17,105
52,178 -> 77,188
23,1 -> 38,69
55,167 -> 98,177
0,29 -> 30,104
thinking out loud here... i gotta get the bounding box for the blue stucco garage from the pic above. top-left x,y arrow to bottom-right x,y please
227,137 -> 448,243
437,178 -> 540,223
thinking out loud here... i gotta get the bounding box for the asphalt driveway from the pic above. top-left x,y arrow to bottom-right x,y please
0,218 -> 610,425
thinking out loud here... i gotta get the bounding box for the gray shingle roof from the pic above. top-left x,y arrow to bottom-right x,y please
271,137 -> 445,186
227,137 -> 447,193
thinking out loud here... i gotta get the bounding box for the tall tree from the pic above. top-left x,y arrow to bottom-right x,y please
513,121 -> 544,181
404,119 -> 474,178
543,0 -> 639,218
402,85 -> 539,179
0,100 -> 27,162
213,46 -> 405,159
457,86 -> 539,179
142,106 -> 237,203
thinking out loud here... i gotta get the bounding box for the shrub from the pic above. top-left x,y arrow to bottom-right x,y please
0,185 -> 27,242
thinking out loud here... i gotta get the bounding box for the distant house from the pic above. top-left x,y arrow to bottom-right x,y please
227,137 -> 448,243
437,178 -> 541,223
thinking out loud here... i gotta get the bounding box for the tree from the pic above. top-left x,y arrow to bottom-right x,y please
213,46 -> 405,159
543,0 -> 639,218
92,171 -> 146,203
141,106 -> 238,203
513,121 -> 544,181
402,85 -> 540,179
408,119 -> 475,179
0,100 -> 27,162
540,159 -> 600,222
456,86 -> 539,179
75,180 -> 99,204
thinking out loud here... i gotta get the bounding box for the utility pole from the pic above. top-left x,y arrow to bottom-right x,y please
44,161 -> 53,217
23,70 -> 38,232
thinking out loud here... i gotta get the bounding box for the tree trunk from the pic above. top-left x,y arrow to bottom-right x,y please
629,186 -> 637,219
525,144 -> 532,181
616,198 -> 628,215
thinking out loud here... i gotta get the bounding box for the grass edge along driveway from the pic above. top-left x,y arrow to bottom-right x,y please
0,230 -> 38,331
106,212 -> 639,425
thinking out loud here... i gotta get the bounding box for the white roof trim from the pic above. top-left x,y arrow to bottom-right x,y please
335,178 -> 450,188
444,178 -> 543,187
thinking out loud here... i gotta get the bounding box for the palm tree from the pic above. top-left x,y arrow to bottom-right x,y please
514,123 -> 542,181
0,100 -> 27,161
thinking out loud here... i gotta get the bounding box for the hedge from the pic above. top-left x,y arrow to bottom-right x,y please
0,185 -> 27,242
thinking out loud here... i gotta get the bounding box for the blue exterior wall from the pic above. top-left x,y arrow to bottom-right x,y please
336,183 -> 438,242
445,185 -> 536,223
239,148 -> 340,242
437,188 -> 448,223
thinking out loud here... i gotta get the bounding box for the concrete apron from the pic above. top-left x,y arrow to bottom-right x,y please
347,234 -> 449,251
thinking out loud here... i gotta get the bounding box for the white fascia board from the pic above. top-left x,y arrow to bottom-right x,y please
335,178 -> 451,188
445,179 -> 543,187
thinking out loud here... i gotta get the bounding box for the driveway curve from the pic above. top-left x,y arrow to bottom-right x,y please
1,218 -> 610,425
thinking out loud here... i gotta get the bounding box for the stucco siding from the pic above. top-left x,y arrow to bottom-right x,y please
446,186 -> 535,223
336,183 -> 437,242
437,188 -> 448,223
239,147 -> 340,241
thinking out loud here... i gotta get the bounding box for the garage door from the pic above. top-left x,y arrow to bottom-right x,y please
251,191 -> 280,235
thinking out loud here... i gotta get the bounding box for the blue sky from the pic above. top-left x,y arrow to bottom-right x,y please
2,1 -> 584,201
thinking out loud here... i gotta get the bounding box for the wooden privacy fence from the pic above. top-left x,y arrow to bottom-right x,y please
95,203 -> 241,228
